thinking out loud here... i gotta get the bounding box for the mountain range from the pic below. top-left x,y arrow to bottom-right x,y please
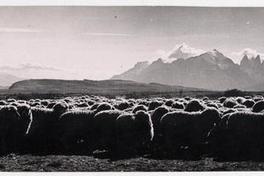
0,73 -> 22,87
2,44 -> 264,91
0,64 -> 81,87
112,45 -> 264,91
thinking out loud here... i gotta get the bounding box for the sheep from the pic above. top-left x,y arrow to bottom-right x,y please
115,101 -> 131,110
160,111 -> 189,152
151,106 -> 169,133
10,102 -> 19,107
115,110 -> 153,157
220,108 -> 237,115
138,100 -> 149,107
233,104 -> 246,109
133,111 -> 154,148
0,100 -> 7,106
90,103 -> 99,111
34,99 -> 41,103
206,103 -> 219,109
242,99 -> 255,108
0,105 -> 29,154
178,98 -> 188,104
160,108 -> 220,158
165,99 -> 174,107
199,108 -> 222,139
223,98 -> 238,108
209,112 -> 264,160
27,103 -> 68,154
40,100 -> 49,107
46,102 -> 56,109
184,96 -> 191,101
52,101 -> 69,115
171,102 -> 185,109
253,96 -> 263,102
16,104 -> 33,153
207,113 -> 231,160
5,94 -> 264,159
244,96 -> 252,99
202,97 -> 209,101
26,108 -> 54,154
93,110 -> 123,152
218,97 -> 227,104
30,102 -> 41,107
16,104 -> 32,131
115,113 -> 136,156
184,99 -> 205,112
17,100 -> 27,104
7,98 -> 16,103
57,110 -> 96,155
148,101 -> 163,111
87,100 -> 95,106
123,107 -> 133,113
236,97 -> 246,104
76,102 -> 89,108
150,106 -> 170,154
132,105 -> 148,113
252,100 -> 264,113
95,103 -> 113,113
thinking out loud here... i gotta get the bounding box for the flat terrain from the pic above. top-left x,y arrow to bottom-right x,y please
0,154 -> 264,171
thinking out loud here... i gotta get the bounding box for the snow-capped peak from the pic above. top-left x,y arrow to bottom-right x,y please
166,43 -> 205,60
232,48 -> 264,63
205,49 -> 224,57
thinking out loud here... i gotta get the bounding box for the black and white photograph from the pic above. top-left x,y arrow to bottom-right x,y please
1,0 -> 264,172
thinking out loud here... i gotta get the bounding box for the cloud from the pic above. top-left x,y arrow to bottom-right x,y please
83,32 -> 132,37
231,48 -> 264,59
0,27 -> 41,33
0,63 -> 61,72
0,63 -> 82,80
20,63 -> 61,71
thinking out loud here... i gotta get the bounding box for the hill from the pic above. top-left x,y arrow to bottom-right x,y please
8,79 -> 210,97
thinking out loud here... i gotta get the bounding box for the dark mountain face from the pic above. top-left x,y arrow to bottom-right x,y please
112,50 -> 258,91
111,61 -> 149,81
239,54 -> 264,91
240,55 -> 264,82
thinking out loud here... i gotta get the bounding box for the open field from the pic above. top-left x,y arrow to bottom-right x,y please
1,154 -> 264,171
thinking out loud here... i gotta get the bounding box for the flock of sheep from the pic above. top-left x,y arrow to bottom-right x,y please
0,95 -> 264,161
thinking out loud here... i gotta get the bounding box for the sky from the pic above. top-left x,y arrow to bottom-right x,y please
0,6 -> 264,80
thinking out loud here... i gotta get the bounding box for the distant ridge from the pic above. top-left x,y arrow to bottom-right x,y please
9,79 -> 205,95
